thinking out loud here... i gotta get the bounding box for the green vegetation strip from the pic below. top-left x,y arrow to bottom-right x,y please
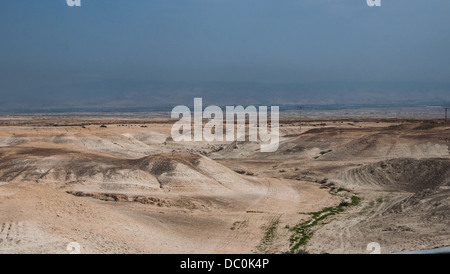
287,195 -> 361,254
257,218 -> 280,253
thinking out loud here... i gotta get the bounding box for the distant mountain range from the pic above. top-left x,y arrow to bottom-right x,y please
1,80 -> 449,113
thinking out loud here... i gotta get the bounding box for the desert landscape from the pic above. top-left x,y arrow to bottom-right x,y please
0,115 -> 448,254
2,0 -> 450,257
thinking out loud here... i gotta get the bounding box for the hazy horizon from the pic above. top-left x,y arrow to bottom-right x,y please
1,1 -> 450,112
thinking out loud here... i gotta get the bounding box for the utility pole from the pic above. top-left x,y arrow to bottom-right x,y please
445,107 -> 448,123
299,106 -> 302,131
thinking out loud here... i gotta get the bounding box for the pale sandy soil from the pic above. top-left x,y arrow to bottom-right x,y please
0,117 -> 449,253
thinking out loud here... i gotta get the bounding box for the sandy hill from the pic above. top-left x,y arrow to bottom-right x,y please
0,143 -> 260,199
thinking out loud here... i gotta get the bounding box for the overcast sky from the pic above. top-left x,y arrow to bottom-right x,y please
1,0 -> 449,109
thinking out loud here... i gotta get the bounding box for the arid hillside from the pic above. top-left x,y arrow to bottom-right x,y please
0,117 -> 449,254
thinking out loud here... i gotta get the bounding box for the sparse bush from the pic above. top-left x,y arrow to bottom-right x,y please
339,201 -> 350,207
350,196 -> 362,206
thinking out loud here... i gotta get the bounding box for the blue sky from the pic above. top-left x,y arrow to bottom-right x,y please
1,1 -> 450,110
